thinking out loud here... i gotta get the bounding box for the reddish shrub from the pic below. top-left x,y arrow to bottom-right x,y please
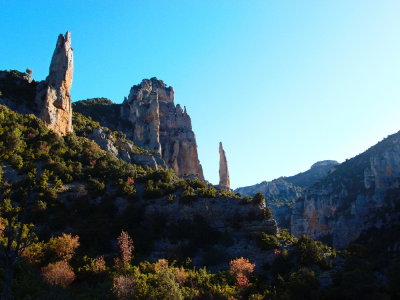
42,260 -> 75,288
235,273 -> 250,289
229,257 -> 255,277
116,231 -> 134,268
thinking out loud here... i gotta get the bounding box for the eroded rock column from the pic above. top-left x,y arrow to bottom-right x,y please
219,142 -> 230,189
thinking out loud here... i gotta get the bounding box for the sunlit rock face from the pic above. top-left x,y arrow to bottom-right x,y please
219,142 -> 230,189
121,78 -> 204,179
35,32 -> 73,136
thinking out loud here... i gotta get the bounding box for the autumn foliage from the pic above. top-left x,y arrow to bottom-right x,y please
229,257 -> 255,289
42,260 -> 75,288
115,230 -> 134,268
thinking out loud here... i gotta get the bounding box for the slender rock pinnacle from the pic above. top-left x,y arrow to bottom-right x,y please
35,31 -> 74,135
219,142 -> 230,189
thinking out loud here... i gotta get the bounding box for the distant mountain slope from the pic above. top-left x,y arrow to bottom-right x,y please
235,160 -> 338,199
291,131 -> 400,248
284,160 -> 339,188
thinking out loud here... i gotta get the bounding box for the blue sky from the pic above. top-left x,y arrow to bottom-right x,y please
1,0 -> 400,188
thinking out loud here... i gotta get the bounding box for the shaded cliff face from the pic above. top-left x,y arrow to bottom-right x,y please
117,78 -> 204,179
35,32 -> 73,136
291,132 -> 400,248
235,160 -> 337,228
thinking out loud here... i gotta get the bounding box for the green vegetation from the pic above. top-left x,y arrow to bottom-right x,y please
0,98 -> 398,299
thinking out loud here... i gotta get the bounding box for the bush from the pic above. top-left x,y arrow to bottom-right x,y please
197,187 -> 217,198
41,260 -> 75,288
263,207 -> 273,219
295,235 -> 332,269
287,268 -> 319,300
47,233 -> 80,261
252,192 -> 265,205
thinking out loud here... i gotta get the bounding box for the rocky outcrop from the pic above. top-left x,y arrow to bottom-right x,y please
291,131 -> 400,248
121,78 -> 204,179
219,142 -> 230,189
87,125 -> 166,170
35,32 -> 73,136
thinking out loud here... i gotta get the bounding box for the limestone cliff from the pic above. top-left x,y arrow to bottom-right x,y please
219,142 -> 230,189
291,132 -> 400,248
120,78 -> 204,179
35,32 -> 73,136
235,160 -> 337,228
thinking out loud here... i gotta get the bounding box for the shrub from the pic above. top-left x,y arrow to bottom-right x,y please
198,187 -> 217,198
180,186 -> 197,203
252,192 -> 265,205
258,233 -> 281,250
295,235 -> 331,269
229,257 -> 255,277
167,194 -> 176,203
41,260 -> 75,288
112,275 -> 135,300
115,230 -> 134,268
278,229 -> 298,245
287,268 -> 320,299
263,207 -> 273,219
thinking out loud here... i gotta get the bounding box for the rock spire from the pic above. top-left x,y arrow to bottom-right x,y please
35,32 -> 73,135
219,142 -> 230,189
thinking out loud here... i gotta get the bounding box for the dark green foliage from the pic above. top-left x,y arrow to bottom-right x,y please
252,192 -> 265,205
263,207 -> 273,219
286,268 -> 319,300
295,235 -> 332,269
72,98 -> 122,131
0,70 -> 38,111
258,233 -> 281,250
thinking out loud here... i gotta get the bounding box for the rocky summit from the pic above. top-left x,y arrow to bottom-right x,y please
77,78 -> 204,180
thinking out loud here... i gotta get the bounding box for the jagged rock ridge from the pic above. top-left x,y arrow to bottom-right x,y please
291,132 -> 400,248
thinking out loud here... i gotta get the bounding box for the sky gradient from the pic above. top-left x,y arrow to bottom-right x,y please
1,0 -> 400,188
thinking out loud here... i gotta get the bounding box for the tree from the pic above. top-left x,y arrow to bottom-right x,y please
0,196 -> 36,300
47,233 -> 80,261
115,230 -> 134,268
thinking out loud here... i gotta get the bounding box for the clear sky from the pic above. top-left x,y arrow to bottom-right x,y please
1,0 -> 400,188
